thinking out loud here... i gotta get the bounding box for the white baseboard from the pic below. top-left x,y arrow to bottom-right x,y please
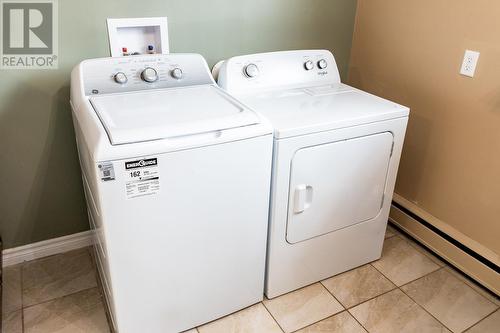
2,231 -> 94,267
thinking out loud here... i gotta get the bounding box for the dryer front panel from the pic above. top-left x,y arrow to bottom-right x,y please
286,132 -> 394,244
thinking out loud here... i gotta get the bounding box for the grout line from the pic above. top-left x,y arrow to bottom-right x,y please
317,280 -> 345,309
21,285 -> 99,311
396,270 -> 457,332
368,259 -> 455,331
319,264 -> 402,310
396,266 -> 445,289
346,311 -> 370,333
398,262 -> 499,324
20,246 -> 99,310
445,268 -> 500,308
444,265 -> 500,306
464,308 -> 499,332
355,286 -> 397,308
289,311 -> 369,333
388,223 -> 450,268
319,281 -> 371,332
261,300 -> 286,333
347,283 -> 397,310
398,286 -> 453,332
288,283 -> 371,332
369,251 -> 442,288
264,279 -> 370,332
366,257 -> 451,331
384,228 -> 398,239
461,308 -> 499,332
402,236 -> 447,268
262,243 -> 493,333
320,278 -> 355,310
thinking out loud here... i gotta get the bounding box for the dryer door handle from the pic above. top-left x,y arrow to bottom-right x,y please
294,184 -> 313,214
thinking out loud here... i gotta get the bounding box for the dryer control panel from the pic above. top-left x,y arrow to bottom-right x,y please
80,53 -> 214,96
216,50 -> 341,95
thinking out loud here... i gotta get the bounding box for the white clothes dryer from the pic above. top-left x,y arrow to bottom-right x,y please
215,50 -> 409,298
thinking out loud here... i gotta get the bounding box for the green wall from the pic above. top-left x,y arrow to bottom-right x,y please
0,0 -> 357,249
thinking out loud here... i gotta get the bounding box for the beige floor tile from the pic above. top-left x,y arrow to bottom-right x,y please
2,310 -> 23,333
23,287 -> 110,333
263,283 -> 344,333
2,264 -> 22,315
385,226 -> 396,239
23,248 -> 97,306
197,303 -> 281,333
349,289 -> 450,333
389,226 -> 445,267
387,223 -> 403,235
444,266 -> 500,307
372,236 -> 440,286
465,309 -> 500,333
321,265 -> 396,308
385,223 -> 400,238
404,237 -> 447,267
182,329 -> 199,333
401,269 -> 497,333
296,311 -> 367,333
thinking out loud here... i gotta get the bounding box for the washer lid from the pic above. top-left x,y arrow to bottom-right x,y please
240,83 -> 409,139
90,85 -> 259,145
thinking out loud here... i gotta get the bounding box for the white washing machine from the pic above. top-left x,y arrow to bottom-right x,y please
215,50 -> 409,298
70,53 -> 273,332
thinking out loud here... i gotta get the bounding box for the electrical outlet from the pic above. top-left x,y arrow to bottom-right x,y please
460,50 -> 480,77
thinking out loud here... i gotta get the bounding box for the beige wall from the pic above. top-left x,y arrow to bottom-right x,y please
349,0 -> 500,258
0,0 -> 358,249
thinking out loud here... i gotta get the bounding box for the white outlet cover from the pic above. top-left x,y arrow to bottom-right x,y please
460,50 -> 480,77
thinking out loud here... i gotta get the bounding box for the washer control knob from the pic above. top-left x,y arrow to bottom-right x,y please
317,59 -> 328,69
141,67 -> 158,83
244,63 -> 259,78
304,60 -> 314,71
114,72 -> 128,84
171,67 -> 183,80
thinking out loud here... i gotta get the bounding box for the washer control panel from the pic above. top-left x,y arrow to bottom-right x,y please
171,67 -> 183,80
81,54 -> 214,95
304,60 -> 314,71
141,67 -> 158,83
244,63 -> 260,78
216,50 -> 340,94
113,72 -> 128,84
317,59 -> 328,69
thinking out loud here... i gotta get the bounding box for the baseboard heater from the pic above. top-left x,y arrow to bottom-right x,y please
389,200 -> 499,296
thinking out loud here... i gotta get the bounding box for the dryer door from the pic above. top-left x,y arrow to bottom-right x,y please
286,132 -> 393,244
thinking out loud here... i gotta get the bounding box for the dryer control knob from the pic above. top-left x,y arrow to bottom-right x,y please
317,59 -> 328,69
141,67 -> 158,83
114,72 -> 128,84
304,60 -> 314,71
171,67 -> 183,80
244,63 -> 259,78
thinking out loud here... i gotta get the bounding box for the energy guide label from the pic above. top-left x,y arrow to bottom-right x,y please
124,158 -> 160,199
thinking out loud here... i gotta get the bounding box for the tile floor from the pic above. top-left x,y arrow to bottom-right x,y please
2,224 -> 499,333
